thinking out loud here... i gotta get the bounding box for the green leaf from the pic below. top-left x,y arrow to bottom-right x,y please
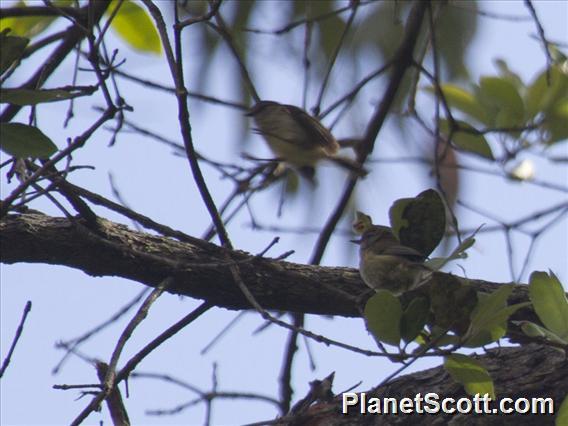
518,320 -> 547,338
556,395 -> 568,426
440,119 -> 494,160
526,66 -> 568,119
478,76 -> 525,125
516,320 -> 568,345
494,58 -> 525,91
388,189 -> 446,257
464,285 -> 530,347
0,0 -> 72,38
545,99 -> 568,144
0,10 -> 50,38
0,30 -> 29,75
108,0 -> 161,54
400,296 -> 430,343
464,303 -> 529,348
465,285 -> 514,347
529,271 -> 568,340
364,291 -> 402,347
0,122 -> 57,158
428,84 -> 488,125
494,108 -> 523,133
0,86 -> 96,105
444,353 -> 495,399
426,233 -> 476,271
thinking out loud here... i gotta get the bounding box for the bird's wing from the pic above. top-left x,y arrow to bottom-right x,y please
287,105 -> 339,155
382,244 -> 426,262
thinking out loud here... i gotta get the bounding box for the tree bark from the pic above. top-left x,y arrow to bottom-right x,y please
283,344 -> 567,425
1,212 -> 536,318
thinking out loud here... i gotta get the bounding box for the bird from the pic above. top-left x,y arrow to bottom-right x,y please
246,100 -> 366,181
352,213 -> 430,295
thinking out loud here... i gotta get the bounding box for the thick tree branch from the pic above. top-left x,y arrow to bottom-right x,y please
1,213 -> 538,323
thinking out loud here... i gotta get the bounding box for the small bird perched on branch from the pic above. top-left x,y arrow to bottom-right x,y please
352,212 -> 431,295
247,100 -> 366,181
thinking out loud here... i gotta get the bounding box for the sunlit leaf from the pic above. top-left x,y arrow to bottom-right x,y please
108,0 -> 161,54
529,271 -> 568,340
464,285 -> 530,347
465,285 -> 512,344
464,302 -> 529,347
444,354 -> 495,399
0,0 -> 73,38
0,122 -> 57,158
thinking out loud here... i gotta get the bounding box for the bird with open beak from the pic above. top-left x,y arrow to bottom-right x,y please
352,211 -> 430,295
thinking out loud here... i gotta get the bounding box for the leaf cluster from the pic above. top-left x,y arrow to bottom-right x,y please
427,56 -> 568,161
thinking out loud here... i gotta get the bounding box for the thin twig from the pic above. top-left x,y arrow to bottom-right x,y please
115,301 -> 212,384
209,13 -> 260,103
278,313 -> 302,414
313,1 -> 359,115
524,0 -> 553,80
53,289 -> 149,375
70,278 -> 173,425
0,301 -> 32,378
1,107 -> 117,217
1,1 -> 111,122
310,1 -> 428,264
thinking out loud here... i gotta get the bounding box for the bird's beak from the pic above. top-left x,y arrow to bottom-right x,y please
350,238 -> 362,245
